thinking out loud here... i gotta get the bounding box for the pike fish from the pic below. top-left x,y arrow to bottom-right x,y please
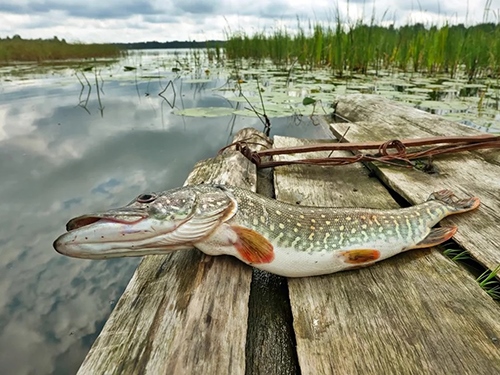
53,185 -> 479,277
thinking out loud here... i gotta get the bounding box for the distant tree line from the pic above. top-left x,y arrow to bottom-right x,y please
0,35 -> 226,62
0,35 -> 121,62
112,40 -> 226,49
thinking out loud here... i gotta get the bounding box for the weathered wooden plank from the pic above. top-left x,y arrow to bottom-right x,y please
333,93 -> 500,163
334,94 -> 488,135
77,128 -> 265,375
273,136 -> 500,375
330,94 -> 500,272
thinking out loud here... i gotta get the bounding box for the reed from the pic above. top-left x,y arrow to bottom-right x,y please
477,264 -> 500,300
0,35 -> 122,63
225,16 -> 500,79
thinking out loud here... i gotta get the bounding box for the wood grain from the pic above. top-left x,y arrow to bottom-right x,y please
330,94 -> 500,272
77,128 -> 265,375
273,135 -> 500,375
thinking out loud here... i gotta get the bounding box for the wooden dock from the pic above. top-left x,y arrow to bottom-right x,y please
77,95 -> 500,374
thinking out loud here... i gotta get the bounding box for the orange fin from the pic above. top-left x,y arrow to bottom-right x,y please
340,249 -> 381,264
413,226 -> 457,249
231,226 -> 274,264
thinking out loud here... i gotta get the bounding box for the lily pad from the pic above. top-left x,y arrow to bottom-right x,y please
407,87 -> 433,94
233,103 -> 302,118
375,85 -> 396,92
302,97 -> 317,105
391,81 -> 415,89
425,84 -> 447,90
262,92 -> 304,104
232,109 -> 262,117
306,93 -> 337,103
417,101 -> 452,110
173,107 -> 234,117
396,93 -> 429,102
447,101 -> 470,111
225,96 -> 262,103
377,90 -> 400,99
348,84 -> 374,91
462,83 -> 487,89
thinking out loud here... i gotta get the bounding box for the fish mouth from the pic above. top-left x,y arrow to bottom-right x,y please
54,184 -> 239,260
66,214 -> 145,231
53,213 -> 189,259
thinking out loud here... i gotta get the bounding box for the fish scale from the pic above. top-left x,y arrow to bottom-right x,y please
53,184 -> 480,277
230,187 -> 448,252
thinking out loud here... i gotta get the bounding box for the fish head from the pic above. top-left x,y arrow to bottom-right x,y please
53,184 -> 237,259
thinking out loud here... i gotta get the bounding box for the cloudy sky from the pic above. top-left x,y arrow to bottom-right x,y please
0,0 -> 498,43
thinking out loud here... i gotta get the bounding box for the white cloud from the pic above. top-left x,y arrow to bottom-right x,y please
0,0 -> 498,42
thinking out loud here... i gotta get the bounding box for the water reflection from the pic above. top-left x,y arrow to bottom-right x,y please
0,51 -> 325,375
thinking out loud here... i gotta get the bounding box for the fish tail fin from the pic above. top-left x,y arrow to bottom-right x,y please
427,190 -> 480,214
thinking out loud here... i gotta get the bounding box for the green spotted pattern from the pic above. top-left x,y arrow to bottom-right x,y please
226,186 -> 450,253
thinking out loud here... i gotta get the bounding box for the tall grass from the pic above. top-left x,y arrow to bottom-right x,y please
225,18 -> 500,79
0,35 -> 122,63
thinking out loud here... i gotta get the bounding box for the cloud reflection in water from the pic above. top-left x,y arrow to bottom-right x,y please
0,59 -> 323,374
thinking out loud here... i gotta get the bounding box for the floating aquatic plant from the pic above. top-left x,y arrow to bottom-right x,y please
173,107 -> 235,117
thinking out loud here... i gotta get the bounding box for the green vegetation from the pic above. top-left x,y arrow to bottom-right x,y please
443,248 -> 500,300
477,264 -> 500,300
225,20 -> 500,80
443,248 -> 472,262
0,35 -> 122,63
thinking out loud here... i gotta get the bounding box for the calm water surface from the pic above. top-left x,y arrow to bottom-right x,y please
0,50 -> 327,374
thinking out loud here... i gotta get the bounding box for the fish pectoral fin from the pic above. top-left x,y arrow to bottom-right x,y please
340,249 -> 381,264
231,226 -> 274,264
412,226 -> 458,249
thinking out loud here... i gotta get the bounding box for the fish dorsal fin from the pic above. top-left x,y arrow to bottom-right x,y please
231,226 -> 274,264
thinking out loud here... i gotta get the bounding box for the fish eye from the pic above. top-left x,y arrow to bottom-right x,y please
137,193 -> 157,203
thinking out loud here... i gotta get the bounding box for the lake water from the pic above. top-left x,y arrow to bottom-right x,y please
0,50 -> 328,374
2,47 -> 499,374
